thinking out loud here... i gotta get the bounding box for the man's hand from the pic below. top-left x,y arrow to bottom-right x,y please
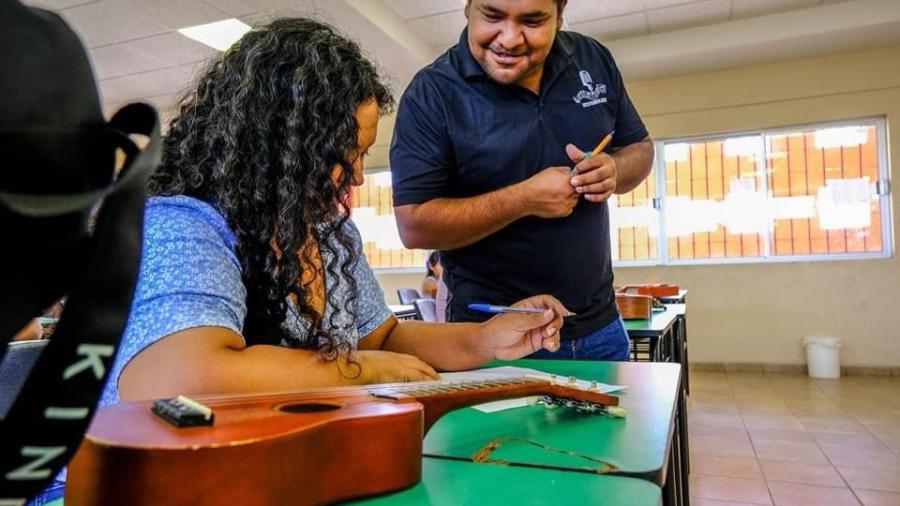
356,350 -> 440,383
519,167 -> 579,218
566,143 -> 617,203
476,295 -> 569,360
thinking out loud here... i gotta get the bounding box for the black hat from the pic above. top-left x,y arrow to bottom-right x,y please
0,0 -> 113,196
0,5 -> 162,500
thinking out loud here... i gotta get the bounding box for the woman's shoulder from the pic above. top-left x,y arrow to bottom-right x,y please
146,195 -> 237,249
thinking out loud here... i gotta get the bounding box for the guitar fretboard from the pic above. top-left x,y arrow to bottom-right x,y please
368,376 -> 544,399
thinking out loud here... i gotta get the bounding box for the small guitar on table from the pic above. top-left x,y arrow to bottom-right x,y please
66,375 -> 619,506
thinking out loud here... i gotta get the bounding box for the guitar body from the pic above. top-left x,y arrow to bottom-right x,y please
615,293 -> 652,320
66,377 -> 618,505
617,283 -> 679,298
67,390 -> 425,506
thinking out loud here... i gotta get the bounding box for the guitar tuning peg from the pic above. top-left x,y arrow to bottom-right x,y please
567,376 -> 576,385
549,374 -> 557,384
590,380 -> 598,391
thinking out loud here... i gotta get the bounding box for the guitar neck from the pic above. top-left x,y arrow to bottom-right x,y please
367,376 -> 618,432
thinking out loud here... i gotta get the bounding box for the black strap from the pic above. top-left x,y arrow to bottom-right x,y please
0,103 -> 160,504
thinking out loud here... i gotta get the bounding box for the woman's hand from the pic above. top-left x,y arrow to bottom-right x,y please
477,295 -> 568,360
355,349 -> 440,383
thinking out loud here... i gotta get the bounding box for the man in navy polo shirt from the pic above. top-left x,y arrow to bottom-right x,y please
390,0 -> 654,360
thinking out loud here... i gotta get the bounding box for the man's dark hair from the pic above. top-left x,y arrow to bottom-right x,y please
426,251 -> 441,278
466,0 -> 568,15
150,18 -> 393,357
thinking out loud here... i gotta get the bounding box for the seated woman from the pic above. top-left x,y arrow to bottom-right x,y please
420,251 -> 442,299
105,18 -> 567,404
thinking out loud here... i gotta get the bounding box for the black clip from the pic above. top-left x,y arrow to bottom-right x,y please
151,395 -> 215,428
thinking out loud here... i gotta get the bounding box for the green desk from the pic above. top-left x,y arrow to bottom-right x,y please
45,362 -> 673,506
666,304 -> 689,395
422,360 -> 687,506
43,462 -> 662,506
350,457 -> 661,506
623,305 -> 691,494
626,304 -> 689,395
624,306 -> 680,362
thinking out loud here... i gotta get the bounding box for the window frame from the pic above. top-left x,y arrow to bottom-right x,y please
611,116 -> 893,268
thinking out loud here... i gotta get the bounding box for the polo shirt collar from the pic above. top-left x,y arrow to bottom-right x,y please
454,27 -> 575,83
456,28 -> 486,80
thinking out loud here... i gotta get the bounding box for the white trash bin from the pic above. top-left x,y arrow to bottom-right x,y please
802,336 -> 841,379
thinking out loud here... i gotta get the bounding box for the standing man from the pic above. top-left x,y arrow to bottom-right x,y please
390,0 -> 653,360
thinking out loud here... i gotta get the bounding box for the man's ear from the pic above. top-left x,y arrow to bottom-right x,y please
464,0 -> 470,20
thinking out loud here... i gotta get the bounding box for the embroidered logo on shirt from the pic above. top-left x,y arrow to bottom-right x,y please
572,70 -> 607,108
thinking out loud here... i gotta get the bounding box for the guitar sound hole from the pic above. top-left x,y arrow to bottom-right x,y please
279,402 -> 342,414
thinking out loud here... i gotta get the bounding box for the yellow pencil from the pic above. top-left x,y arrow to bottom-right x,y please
583,130 -> 615,160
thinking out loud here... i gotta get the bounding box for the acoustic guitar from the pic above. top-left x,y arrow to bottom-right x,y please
615,293 -> 653,320
617,283 -> 679,298
66,376 -> 618,506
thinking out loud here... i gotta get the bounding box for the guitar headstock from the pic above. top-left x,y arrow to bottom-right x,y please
535,396 -> 627,417
533,374 -> 625,417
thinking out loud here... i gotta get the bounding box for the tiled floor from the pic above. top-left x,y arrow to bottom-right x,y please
688,370 -> 900,505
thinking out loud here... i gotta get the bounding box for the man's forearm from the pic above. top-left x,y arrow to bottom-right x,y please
612,137 -> 655,194
395,184 -> 527,250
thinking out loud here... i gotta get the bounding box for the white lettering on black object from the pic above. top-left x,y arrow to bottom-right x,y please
5,446 -> 67,481
44,407 -> 89,420
62,344 -> 114,380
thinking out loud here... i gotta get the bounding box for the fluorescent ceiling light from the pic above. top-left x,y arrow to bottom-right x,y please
178,19 -> 251,51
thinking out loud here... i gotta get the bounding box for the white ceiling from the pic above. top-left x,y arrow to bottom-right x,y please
21,0 -> 900,118
381,0 -> 851,47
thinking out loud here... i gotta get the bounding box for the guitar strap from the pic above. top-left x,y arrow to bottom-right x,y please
0,103 -> 161,504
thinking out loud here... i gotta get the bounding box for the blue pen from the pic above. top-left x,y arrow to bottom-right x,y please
468,303 -> 545,315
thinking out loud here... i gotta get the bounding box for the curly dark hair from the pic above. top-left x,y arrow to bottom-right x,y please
149,18 -> 393,357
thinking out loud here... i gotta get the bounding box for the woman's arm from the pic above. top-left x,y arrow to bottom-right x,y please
360,295 -> 567,371
117,326 -> 439,401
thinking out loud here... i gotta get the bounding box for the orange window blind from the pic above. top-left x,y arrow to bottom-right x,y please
349,172 -> 426,270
